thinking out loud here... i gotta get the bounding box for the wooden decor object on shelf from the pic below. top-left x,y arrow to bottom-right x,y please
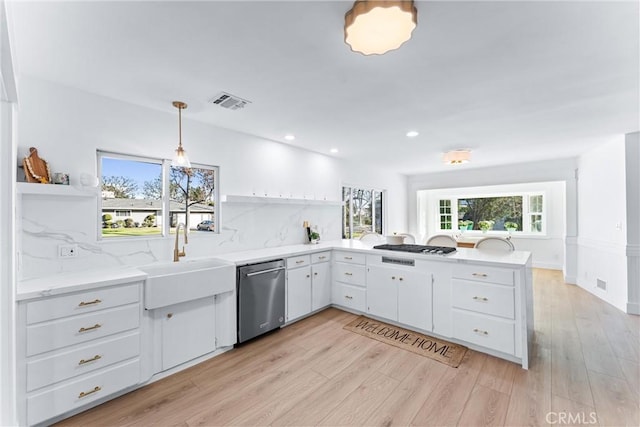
22,147 -> 51,184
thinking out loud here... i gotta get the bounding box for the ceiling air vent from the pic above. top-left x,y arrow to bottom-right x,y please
209,92 -> 251,110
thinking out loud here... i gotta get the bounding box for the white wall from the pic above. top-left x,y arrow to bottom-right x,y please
417,181 -> 566,269
0,0 -> 17,423
625,132 -> 639,314
16,77 -> 407,279
408,158 -> 578,280
576,136 -> 628,311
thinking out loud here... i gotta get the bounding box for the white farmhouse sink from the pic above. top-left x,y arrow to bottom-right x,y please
140,258 -> 236,309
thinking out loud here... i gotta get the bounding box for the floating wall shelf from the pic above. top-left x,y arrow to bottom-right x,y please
221,194 -> 342,207
17,182 -> 99,198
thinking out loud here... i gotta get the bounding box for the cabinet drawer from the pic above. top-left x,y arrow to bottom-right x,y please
311,251 -> 331,264
452,309 -> 515,355
451,279 -> 515,319
27,359 -> 140,426
333,263 -> 366,287
27,304 -> 140,357
333,251 -> 366,265
287,255 -> 311,269
452,264 -> 514,286
331,283 -> 365,312
26,283 -> 140,325
27,332 -> 140,392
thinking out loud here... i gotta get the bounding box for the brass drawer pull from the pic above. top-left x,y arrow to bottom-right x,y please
78,386 -> 101,399
344,272 -> 353,276
473,328 -> 489,335
296,260 -> 305,264
78,299 -> 102,307
473,296 -> 489,302
344,256 -> 353,260
306,274 -> 310,278
314,272 -> 318,276
391,276 -> 396,280
318,256 -> 326,260
78,324 -> 102,333
472,273 -> 488,278
345,295 -> 353,300
78,354 -> 102,365
399,277 -> 404,281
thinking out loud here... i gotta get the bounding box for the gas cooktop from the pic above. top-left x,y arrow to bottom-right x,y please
372,244 -> 457,255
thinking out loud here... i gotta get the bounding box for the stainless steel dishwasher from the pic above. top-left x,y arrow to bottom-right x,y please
237,259 -> 286,343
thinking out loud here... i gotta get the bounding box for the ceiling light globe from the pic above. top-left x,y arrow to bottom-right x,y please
345,1 -> 417,55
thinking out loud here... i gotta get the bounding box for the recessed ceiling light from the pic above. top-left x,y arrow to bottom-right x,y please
406,131 -> 419,138
330,148 -> 339,154
284,134 -> 295,141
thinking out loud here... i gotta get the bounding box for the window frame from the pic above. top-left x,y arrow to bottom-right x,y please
97,150 -> 219,240
436,191 -> 546,236
342,185 -> 386,239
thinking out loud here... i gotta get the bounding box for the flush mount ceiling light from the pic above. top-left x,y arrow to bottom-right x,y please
284,134 -> 296,141
344,0 -> 417,55
443,150 -> 471,165
406,130 -> 419,138
172,101 -> 191,168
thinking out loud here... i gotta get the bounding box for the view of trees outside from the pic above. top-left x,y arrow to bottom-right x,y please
99,154 -> 216,237
342,186 -> 384,238
452,196 -> 523,231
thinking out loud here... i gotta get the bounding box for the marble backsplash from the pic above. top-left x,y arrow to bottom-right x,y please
19,196 -> 342,280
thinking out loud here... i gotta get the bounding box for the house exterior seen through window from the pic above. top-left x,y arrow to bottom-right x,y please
342,186 -> 384,239
98,151 -> 218,238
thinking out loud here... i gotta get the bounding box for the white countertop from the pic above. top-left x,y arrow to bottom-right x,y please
17,267 -> 147,301
17,240 -> 531,301
214,239 -> 532,267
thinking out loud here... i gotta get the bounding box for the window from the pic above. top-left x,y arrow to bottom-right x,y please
437,192 -> 544,234
98,151 -> 218,238
342,186 -> 384,239
439,199 -> 452,230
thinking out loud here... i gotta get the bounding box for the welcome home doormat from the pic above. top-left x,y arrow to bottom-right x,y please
344,316 -> 467,368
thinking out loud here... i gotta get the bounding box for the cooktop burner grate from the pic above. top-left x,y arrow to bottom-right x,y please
372,244 -> 457,255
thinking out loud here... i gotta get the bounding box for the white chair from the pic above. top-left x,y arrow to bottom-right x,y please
399,233 -> 416,244
425,234 -> 457,248
474,237 -> 515,251
359,232 -> 386,243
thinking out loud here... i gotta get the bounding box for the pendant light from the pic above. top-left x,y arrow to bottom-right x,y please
171,101 -> 191,168
344,0 -> 417,55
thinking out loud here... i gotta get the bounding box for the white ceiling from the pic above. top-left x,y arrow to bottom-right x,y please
8,0 -> 640,175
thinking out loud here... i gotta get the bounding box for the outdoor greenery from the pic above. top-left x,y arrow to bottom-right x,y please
102,175 -> 138,198
457,196 -> 522,231
504,221 -> 519,230
478,220 -> 495,231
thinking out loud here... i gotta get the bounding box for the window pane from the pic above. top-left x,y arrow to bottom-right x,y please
100,156 -> 162,238
531,214 -> 543,232
530,195 -> 543,213
352,189 -> 373,238
342,187 -> 351,239
170,166 -> 216,233
457,196 -> 522,231
374,191 -> 383,234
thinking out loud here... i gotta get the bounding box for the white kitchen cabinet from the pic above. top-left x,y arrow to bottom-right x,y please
311,253 -> 331,311
287,264 -> 312,322
365,265 -> 399,321
17,280 -> 143,426
397,268 -> 432,331
366,261 -> 431,331
332,251 -> 366,312
158,297 -> 217,371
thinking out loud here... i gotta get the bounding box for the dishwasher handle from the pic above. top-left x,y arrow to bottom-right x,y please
245,266 -> 285,277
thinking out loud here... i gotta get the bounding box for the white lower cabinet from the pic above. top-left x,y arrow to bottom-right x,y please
366,260 -> 431,331
287,264 -> 312,322
158,297 -> 217,371
18,280 -> 144,426
311,261 -> 331,311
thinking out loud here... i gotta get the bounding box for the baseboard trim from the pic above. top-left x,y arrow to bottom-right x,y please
564,275 -> 577,284
627,302 -> 640,315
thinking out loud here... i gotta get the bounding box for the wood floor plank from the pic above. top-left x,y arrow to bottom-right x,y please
588,369 -> 640,427
574,317 -> 625,378
376,344 -> 426,382
618,356 -> 640,399
550,328 -> 594,407
271,342 -> 395,426
317,371 -> 400,426
476,355 -> 518,395
550,394 -> 598,427
363,358 -> 448,427
457,384 -> 509,427
409,350 -> 486,426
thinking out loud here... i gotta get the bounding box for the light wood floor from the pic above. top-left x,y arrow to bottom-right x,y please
57,269 -> 640,426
